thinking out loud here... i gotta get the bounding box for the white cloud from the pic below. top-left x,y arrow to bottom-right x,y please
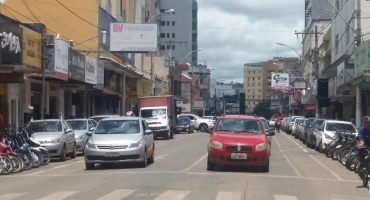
196,0 -> 305,83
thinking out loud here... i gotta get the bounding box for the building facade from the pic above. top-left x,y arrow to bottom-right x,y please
243,62 -> 263,112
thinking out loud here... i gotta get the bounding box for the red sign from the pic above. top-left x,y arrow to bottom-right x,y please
304,105 -> 316,111
113,24 -> 123,32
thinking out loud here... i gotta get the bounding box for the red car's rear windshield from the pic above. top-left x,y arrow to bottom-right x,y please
215,119 -> 263,134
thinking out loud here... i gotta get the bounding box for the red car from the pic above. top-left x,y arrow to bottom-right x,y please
206,114 -> 275,172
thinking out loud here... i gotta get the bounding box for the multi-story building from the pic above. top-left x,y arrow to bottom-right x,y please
158,0 -> 198,64
243,62 -> 264,112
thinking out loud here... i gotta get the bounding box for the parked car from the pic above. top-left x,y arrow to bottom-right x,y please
287,116 -> 303,134
305,119 -> 325,148
315,120 -> 358,152
66,119 -> 97,153
89,115 -> 119,123
299,118 -> 316,141
26,119 -> 76,161
84,116 -> 154,169
175,117 -> 194,134
178,114 -> 214,132
281,117 -> 289,132
206,114 -> 275,172
291,117 -> 304,135
293,118 -> 306,139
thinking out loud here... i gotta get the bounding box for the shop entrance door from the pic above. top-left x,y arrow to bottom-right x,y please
49,97 -> 57,119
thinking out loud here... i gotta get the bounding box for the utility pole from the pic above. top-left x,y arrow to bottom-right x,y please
355,0 -> 362,127
356,0 -> 362,46
40,25 -> 47,120
165,40 -> 187,95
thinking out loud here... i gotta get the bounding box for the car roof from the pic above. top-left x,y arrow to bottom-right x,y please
221,114 -> 258,120
31,119 -> 62,122
65,119 -> 87,121
100,116 -> 141,121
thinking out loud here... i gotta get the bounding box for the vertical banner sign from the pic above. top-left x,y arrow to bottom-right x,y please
271,73 -> 289,89
68,50 -> 86,82
94,61 -> 104,90
85,56 -> 97,84
54,39 -> 69,80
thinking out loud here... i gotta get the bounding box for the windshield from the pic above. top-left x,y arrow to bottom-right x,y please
306,119 -> 315,126
260,119 -> 268,129
95,120 -> 140,134
177,118 -> 191,125
66,120 -> 87,130
140,108 -> 167,119
325,122 -> 356,133
26,121 -> 62,132
216,119 -> 263,134
313,120 -> 325,129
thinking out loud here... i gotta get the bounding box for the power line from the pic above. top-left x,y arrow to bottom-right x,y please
54,0 -> 102,30
1,5 -> 19,21
21,0 -> 41,22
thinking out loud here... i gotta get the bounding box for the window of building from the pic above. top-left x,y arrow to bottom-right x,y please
160,33 -> 165,38
252,77 -> 255,80
172,45 -> 175,50
247,89 -> 250,93
167,33 -> 170,38
258,77 -> 260,80
172,21 -> 175,26
167,21 -> 170,26
172,33 -> 175,38
167,45 -> 170,49
160,45 -> 165,50
253,71 -> 256,74
160,21 -> 165,26
258,83 -> 261,86
248,71 -> 250,74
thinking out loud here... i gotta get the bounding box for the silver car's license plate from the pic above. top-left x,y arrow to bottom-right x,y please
105,152 -> 119,157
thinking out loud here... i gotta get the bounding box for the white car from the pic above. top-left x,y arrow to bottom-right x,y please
268,118 -> 276,126
315,120 -> 358,152
178,114 -> 214,132
292,117 -> 304,135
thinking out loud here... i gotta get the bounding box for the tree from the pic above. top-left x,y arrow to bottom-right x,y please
253,100 -> 275,119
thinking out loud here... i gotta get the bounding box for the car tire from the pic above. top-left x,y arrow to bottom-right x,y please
200,124 -> 207,132
165,131 -> 170,140
148,151 -> 154,164
140,151 -> 148,168
59,145 -> 67,161
188,128 -> 191,134
69,143 -> 77,159
170,131 -> 174,139
261,161 -> 269,173
206,157 -> 215,171
85,163 -> 94,170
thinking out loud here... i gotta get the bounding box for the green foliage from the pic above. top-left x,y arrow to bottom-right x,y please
252,100 -> 275,119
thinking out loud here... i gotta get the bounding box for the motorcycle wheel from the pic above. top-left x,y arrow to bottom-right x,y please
339,149 -> 351,166
17,155 -> 25,171
0,156 -> 14,175
31,150 -> 44,168
331,148 -> 340,160
346,155 -> 356,170
325,146 -> 336,158
8,155 -> 22,173
362,168 -> 369,187
22,153 -> 34,170
40,149 -> 50,165
336,147 -> 347,162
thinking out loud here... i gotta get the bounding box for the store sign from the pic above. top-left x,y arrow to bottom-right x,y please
68,50 -> 85,82
110,23 -> 158,52
54,39 -> 69,80
85,56 -> 97,84
20,25 -> 41,68
0,19 -> 23,65
271,73 -> 289,89
304,105 -> 316,111
94,61 -> 104,90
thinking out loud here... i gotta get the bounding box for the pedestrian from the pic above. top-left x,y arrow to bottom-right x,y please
357,116 -> 370,179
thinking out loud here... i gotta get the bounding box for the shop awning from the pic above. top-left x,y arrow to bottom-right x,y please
99,57 -> 143,79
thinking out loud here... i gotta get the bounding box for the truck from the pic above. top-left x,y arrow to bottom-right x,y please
137,95 -> 182,140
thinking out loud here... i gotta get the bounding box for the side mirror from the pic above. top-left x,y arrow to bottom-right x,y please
89,127 -> 95,131
86,132 -> 92,137
144,130 -> 153,135
268,131 -> 276,136
65,129 -> 72,133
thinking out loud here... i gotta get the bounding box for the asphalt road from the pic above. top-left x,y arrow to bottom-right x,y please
1,131 -> 369,200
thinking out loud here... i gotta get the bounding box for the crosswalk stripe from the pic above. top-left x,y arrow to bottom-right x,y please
215,192 -> 241,200
274,195 -> 298,200
154,190 -> 190,200
0,193 -> 28,200
37,191 -> 78,200
97,189 -> 136,200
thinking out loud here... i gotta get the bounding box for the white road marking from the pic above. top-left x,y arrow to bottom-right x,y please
26,171 -> 45,176
0,193 -> 28,200
37,191 -> 78,200
282,153 -> 303,177
303,149 -> 308,153
274,195 -> 298,200
154,190 -> 190,200
156,154 -> 168,160
97,189 -> 136,200
52,163 -> 74,169
215,191 -> 241,200
309,154 -> 343,181
181,153 -> 208,172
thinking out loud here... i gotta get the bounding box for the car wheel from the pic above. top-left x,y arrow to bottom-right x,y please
59,145 -> 67,161
70,143 -> 77,159
191,127 -> 194,133
140,151 -> 148,168
165,131 -> 170,140
318,141 -> 324,153
261,160 -> 269,173
148,150 -> 154,164
207,157 -> 215,171
200,124 -> 207,132
85,163 -> 94,170
170,131 -> 174,139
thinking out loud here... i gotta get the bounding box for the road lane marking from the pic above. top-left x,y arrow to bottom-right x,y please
303,149 -> 308,153
309,154 -> 343,181
0,193 -> 28,200
282,153 -> 303,177
156,154 -> 168,160
154,190 -> 190,200
274,195 -> 297,200
97,189 -> 136,200
180,153 -> 208,172
215,192 -> 241,200
26,171 -> 45,176
37,191 -> 78,200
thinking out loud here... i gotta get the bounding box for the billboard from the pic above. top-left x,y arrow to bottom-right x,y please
110,23 -> 158,52
271,73 -> 289,89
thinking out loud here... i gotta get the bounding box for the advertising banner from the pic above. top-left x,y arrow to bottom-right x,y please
68,49 -> 85,82
110,23 -> 158,52
0,18 -> 22,65
94,60 -> 104,90
21,25 -> 41,68
54,39 -> 69,80
85,56 -> 97,84
271,73 -> 289,89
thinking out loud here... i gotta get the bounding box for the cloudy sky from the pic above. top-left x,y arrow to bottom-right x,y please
196,0 -> 305,83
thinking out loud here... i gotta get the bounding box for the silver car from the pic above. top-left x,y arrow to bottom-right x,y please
66,119 -> 97,152
26,119 -> 76,161
84,116 -> 155,170
89,115 -> 119,123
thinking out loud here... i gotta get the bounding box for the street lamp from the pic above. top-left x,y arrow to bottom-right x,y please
147,9 -> 175,23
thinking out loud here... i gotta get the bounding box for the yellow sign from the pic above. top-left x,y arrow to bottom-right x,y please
20,26 -> 42,68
